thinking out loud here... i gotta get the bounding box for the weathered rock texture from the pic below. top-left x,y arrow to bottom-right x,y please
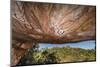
11,1 -> 96,66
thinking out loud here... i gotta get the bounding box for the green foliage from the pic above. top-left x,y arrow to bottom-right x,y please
17,44 -> 96,66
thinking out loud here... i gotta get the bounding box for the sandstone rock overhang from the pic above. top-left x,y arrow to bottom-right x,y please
12,1 -> 96,44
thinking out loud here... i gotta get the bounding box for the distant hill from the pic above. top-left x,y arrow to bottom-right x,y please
45,46 -> 96,63
17,46 -> 96,66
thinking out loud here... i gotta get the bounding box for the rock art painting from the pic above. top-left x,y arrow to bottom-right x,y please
11,0 -> 96,66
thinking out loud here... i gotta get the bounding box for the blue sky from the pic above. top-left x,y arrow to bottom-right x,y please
39,40 -> 96,50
